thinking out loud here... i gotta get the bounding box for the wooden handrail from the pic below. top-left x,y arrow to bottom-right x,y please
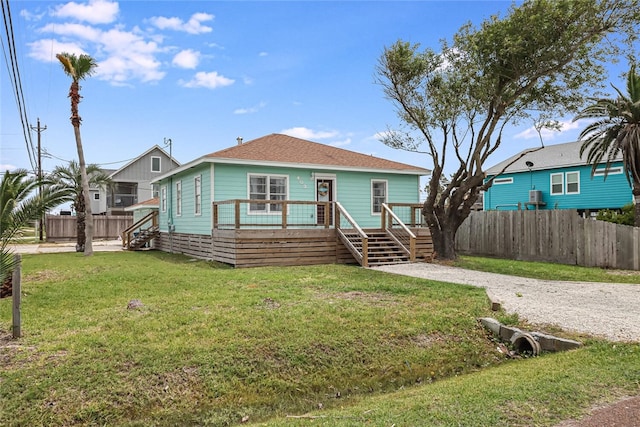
121,211 -> 158,248
382,203 -> 417,262
212,199 -> 333,230
335,202 -> 369,267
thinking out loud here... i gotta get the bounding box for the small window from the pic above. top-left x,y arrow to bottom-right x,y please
161,186 -> 167,212
93,193 -> 100,200
493,177 -> 513,185
151,156 -> 161,173
566,171 -> 580,194
594,166 -> 623,176
550,173 -> 564,195
248,174 -> 288,213
176,181 -> 182,216
152,184 -> 159,198
371,180 -> 387,214
194,175 -> 202,215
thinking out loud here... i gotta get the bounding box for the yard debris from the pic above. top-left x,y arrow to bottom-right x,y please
262,297 -> 281,309
127,299 -> 144,310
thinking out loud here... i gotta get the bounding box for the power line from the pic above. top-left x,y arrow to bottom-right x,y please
1,0 -> 37,172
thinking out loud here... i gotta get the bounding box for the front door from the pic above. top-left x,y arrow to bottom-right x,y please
316,178 -> 334,226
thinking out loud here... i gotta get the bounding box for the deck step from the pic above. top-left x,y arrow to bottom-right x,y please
339,228 -> 410,267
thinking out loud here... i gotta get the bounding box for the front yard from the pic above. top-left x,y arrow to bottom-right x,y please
1,251 -> 638,426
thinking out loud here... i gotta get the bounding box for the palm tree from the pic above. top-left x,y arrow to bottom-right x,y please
56,52 -> 98,255
1,169 -> 71,297
575,64 -> 640,227
50,161 -> 112,252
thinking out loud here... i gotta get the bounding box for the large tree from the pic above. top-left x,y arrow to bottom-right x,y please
56,52 -> 98,256
376,0 -> 639,259
575,64 -> 640,227
50,161 -> 112,252
1,170 -> 71,296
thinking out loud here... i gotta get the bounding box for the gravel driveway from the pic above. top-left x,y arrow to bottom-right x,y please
371,263 -> 640,342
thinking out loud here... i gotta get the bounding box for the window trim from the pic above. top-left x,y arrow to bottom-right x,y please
160,186 -> 167,212
151,156 -> 161,173
194,175 -> 202,216
565,171 -> 580,195
371,179 -> 388,215
550,173 -> 564,195
247,173 -> 289,215
175,180 -> 182,217
493,177 -> 514,185
93,193 -> 100,200
594,166 -> 623,176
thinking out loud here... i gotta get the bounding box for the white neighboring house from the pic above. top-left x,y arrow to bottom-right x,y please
91,145 -> 180,215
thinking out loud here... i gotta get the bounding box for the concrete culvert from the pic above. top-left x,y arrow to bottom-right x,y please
511,332 -> 541,356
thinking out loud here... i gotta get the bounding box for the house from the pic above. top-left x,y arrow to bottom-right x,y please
92,145 -> 180,215
483,141 -> 632,216
147,133 -> 432,267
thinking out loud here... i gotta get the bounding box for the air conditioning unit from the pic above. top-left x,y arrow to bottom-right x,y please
529,190 -> 543,203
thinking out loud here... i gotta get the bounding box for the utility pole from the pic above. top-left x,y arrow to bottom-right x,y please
30,118 -> 47,241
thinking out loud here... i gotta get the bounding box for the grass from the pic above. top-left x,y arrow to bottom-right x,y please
1,252 -> 638,426
455,255 -> 640,284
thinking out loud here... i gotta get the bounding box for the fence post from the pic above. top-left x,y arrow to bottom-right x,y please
282,201 -> 288,229
12,254 -> 21,338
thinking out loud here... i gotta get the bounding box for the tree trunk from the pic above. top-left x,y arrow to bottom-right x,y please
428,222 -> 458,260
634,187 -> 640,228
75,192 -> 86,252
73,124 -> 93,256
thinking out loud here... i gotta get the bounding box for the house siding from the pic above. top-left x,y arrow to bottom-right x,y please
484,162 -> 632,211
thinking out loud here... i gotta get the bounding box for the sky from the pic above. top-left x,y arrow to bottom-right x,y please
0,0 -> 635,180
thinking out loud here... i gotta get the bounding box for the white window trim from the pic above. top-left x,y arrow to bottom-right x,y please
161,186 -> 167,213
371,179 -> 388,215
175,180 -> 182,217
247,173 -> 289,215
594,166 -> 623,176
550,173 -> 564,195
194,175 -> 202,216
93,193 -> 100,200
493,177 -> 514,185
151,156 -> 161,173
565,171 -> 580,195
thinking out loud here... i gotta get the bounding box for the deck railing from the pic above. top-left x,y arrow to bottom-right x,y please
385,203 -> 425,227
334,202 -> 369,267
381,203 -> 416,262
121,210 -> 159,249
212,199 -> 332,229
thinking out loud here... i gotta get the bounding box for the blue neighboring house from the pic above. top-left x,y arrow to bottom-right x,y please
484,141 -> 632,215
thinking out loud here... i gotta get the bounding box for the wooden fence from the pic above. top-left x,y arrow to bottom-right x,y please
455,210 -> 640,270
45,215 -> 132,242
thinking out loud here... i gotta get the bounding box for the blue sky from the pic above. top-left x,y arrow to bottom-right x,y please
0,0 -> 632,178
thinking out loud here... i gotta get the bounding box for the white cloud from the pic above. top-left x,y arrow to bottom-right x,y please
53,0 -> 119,24
180,71 -> 234,89
20,9 -> 45,21
41,22 -> 102,42
28,39 -> 86,61
259,52 -> 268,57
0,164 -> 18,173
234,101 -> 266,115
149,12 -> 213,34
172,49 -> 200,69
280,127 -> 340,140
329,138 -> 352,147
514,120 -> 582,140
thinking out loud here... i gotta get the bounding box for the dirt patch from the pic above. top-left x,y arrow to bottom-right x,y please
25,269 -> 62,282
319,291 -> 399,306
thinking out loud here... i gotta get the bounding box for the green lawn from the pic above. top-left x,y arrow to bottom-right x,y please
1,252 -> 638,426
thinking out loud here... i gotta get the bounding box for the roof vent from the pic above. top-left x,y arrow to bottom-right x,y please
236,136 -> 243,145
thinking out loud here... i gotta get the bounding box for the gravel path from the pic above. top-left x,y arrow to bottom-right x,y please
371,263 -> 640,342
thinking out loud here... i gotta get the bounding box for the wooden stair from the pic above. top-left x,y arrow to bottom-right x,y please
127,226 -> 160,250
341,229 -> 409,266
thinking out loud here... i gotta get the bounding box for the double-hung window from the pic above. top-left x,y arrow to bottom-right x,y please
249,174 -> 288,213
371,180 -> 387,214
550,173 -> 564,195
151,156 -> 161,172
161,186 -> 167,212
194,175 -> 202,215
176,181 -> 182,216
565,171 -> 580,194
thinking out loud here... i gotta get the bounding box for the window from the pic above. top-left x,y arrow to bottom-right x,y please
566,171 -> 580,194
371,180 -> 387,214
152,184 -> 159,198
494,177 -> 513,185
550,173 -> 564,195
176,181 -> 182,216
151,156 -> 161,172
161,186 -> 167,212
93,193 -> 100,200
194,175 -> 202,215
248,174 -> 288,213
594,166 -> 623,176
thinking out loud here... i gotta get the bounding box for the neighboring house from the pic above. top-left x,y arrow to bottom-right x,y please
149,133 -> 432,267
92,145 -> 180,215
484,141 -> 632,215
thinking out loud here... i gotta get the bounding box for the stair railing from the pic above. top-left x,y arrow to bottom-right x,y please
121,210 -> 159,250
334,202 -> 369,267
381,203 -> 416,262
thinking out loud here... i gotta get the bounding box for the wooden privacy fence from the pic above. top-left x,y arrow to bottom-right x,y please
45,215 -> 133,242
455,210 -> 640,270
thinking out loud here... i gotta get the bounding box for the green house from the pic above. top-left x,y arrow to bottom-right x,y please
143,134 -> 432,267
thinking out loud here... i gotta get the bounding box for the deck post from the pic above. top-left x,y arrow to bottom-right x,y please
410,236 -> 416,262
324,202 -> 330,228
235,200 -> 241,228
213,203 -> 218,230
362,238 -> 369,268
282,201 -> 287,229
